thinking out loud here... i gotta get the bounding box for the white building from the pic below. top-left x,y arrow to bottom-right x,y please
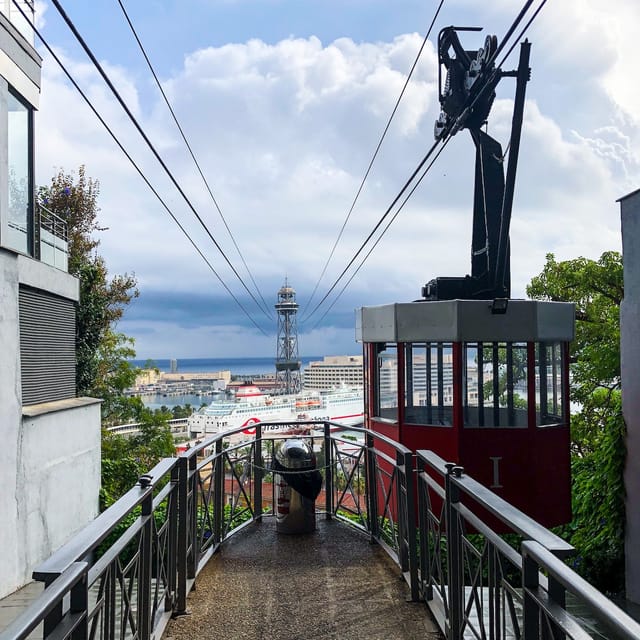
0,5 -> 101,598
302,355 -> 363,390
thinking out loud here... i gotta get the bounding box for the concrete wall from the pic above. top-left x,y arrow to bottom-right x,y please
17,400 -> 101,590
0,9 -> 102,600
0,249 -> 23,597
0,249 -> 101,598
620,188 -> 640,604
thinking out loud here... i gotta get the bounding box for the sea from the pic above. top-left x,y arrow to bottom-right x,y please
130,356 -> 323,410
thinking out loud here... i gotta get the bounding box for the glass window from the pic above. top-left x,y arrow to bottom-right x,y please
536,342 -> 564,426
6,90 -> 32,254
375,344 -> 397,422
404,342 -> 453,426
464,342 -> 528,427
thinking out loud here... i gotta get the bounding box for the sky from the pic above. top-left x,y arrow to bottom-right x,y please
31,0 -> 640,359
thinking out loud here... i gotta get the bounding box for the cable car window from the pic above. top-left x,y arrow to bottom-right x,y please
375,343 -> 398,422
404,342 -> 453,426
464,342 -> 528,427
537,342 -> 564,426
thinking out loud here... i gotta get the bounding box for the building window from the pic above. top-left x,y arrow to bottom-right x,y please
374,344 -> 398,422
464,342 -> 528,427
6,89 -> 33,254
536,342 -> 564,426
404,342 -> 454,426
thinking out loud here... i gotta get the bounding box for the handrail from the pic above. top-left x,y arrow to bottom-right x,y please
13,428 -> 635,640
0,562 -> 87,640
523,540 -> 640,640
416,449 -> 573,556
33,457 -> 177,580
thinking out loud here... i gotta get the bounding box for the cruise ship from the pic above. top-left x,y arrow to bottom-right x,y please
187,383 -> 364,438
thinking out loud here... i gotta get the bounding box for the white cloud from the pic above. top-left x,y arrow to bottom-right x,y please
34,8 -> 640,356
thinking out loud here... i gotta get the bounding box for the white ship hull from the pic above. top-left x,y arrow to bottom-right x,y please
188,385 -> 364,439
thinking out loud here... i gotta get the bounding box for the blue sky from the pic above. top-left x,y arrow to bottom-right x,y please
33,0 -> 640,359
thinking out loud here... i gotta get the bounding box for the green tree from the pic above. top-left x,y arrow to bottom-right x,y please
100,409 -> 176,509
38,166 -> 139,420
527,251 -> 625,593
39,167 -> 174,507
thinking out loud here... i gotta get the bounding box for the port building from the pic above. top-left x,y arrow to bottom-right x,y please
302,355 -> 363,390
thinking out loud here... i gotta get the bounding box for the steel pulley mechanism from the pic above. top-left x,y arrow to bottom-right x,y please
423,27 -> 531,302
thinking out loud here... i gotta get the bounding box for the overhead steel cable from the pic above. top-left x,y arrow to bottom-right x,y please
48,0 -> 271,322
301,136 -> 443,323
303,0 -> 546,326
310,137 -> 453,330
301,0 -> 446,315
13,0 -> 269,337
116,0 -> 273,319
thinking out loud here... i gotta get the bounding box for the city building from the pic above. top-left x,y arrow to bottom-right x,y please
302,355 -> 363,390
0,4 -> 101,599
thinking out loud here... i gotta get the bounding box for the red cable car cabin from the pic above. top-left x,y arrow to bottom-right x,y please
357,299 -> 575,527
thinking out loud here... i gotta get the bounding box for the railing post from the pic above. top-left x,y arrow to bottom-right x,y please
138,478 -> 153,640
396,451 -> 409,573
365,430 -> 379,541
176,455 -> 189,614
546,573 -> 567,640
522,543 -> 540,640
445,463 -> 464,640
167,463 -> 179,612
187,454 -> 199,579
488,544 -> 500,639
324,422 -> 333,519
403,450 -> 419,602
41,576 -> 62,638
254,425 -> 263,521
213,439 -> 224,544
69,564 -> 89,640
417,463 -> 432,601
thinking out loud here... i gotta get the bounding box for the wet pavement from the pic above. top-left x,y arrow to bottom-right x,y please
163,517 -> 443,640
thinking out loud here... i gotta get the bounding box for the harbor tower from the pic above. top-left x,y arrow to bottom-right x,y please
275,280 -> 302,394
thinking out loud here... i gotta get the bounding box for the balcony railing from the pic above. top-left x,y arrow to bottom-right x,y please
1,0 -> 34,44
2,422 -> 640,640
36,203 -> 69,272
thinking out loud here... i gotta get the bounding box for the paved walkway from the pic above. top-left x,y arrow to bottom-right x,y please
0,582 -> 43,639
164,518 -> 443,640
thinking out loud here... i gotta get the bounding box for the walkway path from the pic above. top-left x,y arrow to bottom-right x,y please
164,518 -> 442,640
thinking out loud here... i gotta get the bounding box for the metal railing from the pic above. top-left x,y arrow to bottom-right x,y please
0,421 -> 416,640
4,427 -> 639,640
36,204 -> 69,272
1,0 -> 35,44
417,450 -> 640,639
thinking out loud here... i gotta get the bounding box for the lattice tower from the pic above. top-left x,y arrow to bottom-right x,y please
275,279 -> 301,394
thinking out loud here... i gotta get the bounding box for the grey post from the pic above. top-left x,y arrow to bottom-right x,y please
138,477 -> 153,640
176,455 -> 189,614
324,422 -> 333,518
402,449 -> 419,601
445,463 -> 464,640
365,430 -> 379,541
254,424 -> 263,520
214,439 -> 224,545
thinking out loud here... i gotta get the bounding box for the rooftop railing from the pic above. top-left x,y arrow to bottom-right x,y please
2,423 -> 640,640
36,203 -> 68,272
1,0 -> 35,44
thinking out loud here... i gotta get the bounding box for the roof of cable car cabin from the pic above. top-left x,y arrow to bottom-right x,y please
355,299 -> 575,343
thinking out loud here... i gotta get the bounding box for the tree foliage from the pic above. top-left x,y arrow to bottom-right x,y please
527,251 -> 625,593
39,167 -> 174,507
38,166 -> 139,415
100,409 -> 176,509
